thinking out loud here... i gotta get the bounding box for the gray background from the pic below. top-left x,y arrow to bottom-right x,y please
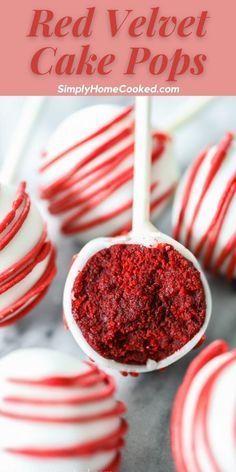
0,96 -> 235,472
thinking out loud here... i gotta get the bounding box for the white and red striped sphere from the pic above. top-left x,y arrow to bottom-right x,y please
173,133 -> 236,279
171,340 -> 236,472
39,104 -> 178,242
0,182 -> 56,326
0,348 -> 127,472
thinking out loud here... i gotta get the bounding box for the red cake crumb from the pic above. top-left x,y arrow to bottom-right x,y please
72,244 -> 206,365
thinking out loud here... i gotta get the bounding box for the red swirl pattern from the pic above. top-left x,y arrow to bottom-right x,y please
1,362 -> 127,471
171,340 -> 236,472
173,133 -> 236,278
0,182 -> 56,326
39,106 -> 175,237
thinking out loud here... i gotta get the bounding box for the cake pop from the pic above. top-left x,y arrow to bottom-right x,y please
0,182 -> 56,326
171,340 -> 236,472
0,348 -> 127,472
39,104 -> 178,242
64,98 -> 211,374
173,133 -> 236,279
0,98 -> 56,327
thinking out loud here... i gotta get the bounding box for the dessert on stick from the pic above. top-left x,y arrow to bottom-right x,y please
39,99 -> 214,242
64,97 -> 212,374
173,132 -> 236,279
171,340 -> 236,472
0,348 -> 127,472
39,104 -> 177,242
0,99 -> 56,326
0,182 -> 56,326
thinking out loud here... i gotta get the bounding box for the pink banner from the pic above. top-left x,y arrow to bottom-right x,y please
0,0 -> 235,95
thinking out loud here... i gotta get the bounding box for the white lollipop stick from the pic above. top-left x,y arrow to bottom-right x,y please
132,96 -> 152,234
131,97 -> 214,229
166,96 -> 215,134
1,96 -> 45,184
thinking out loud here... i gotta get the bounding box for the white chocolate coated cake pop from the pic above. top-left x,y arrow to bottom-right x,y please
0,182 -> 56,326
173,133 -> 236,279
171,340 -> 236,472
0,348 -> 127,472
63,98 -> 211,374
39,104 -> 178,242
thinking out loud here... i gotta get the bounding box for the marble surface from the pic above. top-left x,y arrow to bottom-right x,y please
0,96 -> 235,472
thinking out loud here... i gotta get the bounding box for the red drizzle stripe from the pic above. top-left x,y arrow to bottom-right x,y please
225,239 -> 236,279
173,150 -> 208,241
0,182 -> 26,233
6,419 -> 127,458
0,227 -> 47,284
56,141 -> 132,194
104,452 -> 121,472
192,354 -> 236,472
5,374 -> 116,406
110,184 -> 177,237
40,106 -> 172,236
48,143 -> 134,215
213,233 -> 236,277
39,105 -> 133,173
171,340 -> 229,472
60,134 -> 168,235
173,133 -> 235,278
0,249 -> 56,326
0,401 -> 125,424
0,183 -> 56,326
185,133 -> 233,248
195,175 -> 236,270
171,341 -> 235,472
0,182 -> 30,250
0,242 -> 52,295
7,362 -> 98,386
41,126 -> 133,200
2,364 -> 127,462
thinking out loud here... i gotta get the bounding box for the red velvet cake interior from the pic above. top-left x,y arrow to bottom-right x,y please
72,243 -> 206,365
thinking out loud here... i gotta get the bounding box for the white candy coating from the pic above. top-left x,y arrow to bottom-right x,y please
0,183 -> 56,326
0,348 -> 126,472
39,105 -> 178,242
63,229 -> 212,374
173,134 -> 236,278
171,341 -> 236,472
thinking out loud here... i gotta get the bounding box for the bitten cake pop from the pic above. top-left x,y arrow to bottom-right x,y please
173,133 -> 236,279
39,104 -> 178,242
0,348 -> 127,472
0,182 -> 56,326
171,340 -> 236,472
64,98 -> 211,374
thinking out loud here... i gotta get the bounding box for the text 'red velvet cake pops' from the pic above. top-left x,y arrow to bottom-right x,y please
39,104 -> 178,242
0,348 -> 127,472
171,340 -> 236,472
0,182 -> 56,326
173,133 -> 236,279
